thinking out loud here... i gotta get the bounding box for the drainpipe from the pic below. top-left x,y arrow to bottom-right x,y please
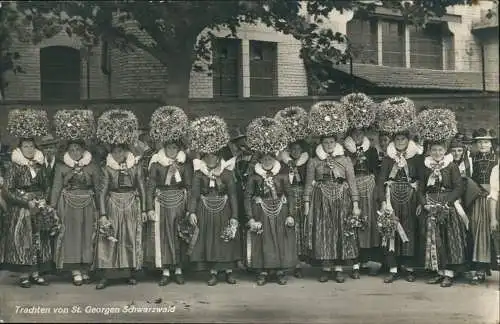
87,45 -> 91,100
480,44 -> 486,92
350,55 -> 354,92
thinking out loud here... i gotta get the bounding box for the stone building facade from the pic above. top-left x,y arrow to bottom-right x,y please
2,1 -> 498,102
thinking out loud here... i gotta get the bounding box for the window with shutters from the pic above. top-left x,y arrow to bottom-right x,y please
40,46 -> 81,101
249,40 -> 277,97
409,23 -> 444,70
213,38 -> 241,97
347,18 -> 378,64
381,20 -> 405,67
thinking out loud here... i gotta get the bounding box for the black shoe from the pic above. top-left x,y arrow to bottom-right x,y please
208,274 -> 218,286
96,279 -> 108,290
19,278 -> 31,288
82,274 -> 91,285
405,272 -> 416,282
72,274 -> 83,286
159,275 -> 170,286
294,268 -> 304,278
384,273 -> 398,283
318,270 -> 329,283
426,275 -> 444,284
350,269 -> 361,280
256,274 -> 267,286
277,274 -> 288,285
175,274 -> 185,285
225,272 -> 237,284
30,275 -> 49,286
440,276 -> 453,288
127,277 -> 137,285
335,272 -> 345,283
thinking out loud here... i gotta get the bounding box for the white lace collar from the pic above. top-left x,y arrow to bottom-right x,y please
12,148 -> 45,167
386,140 -> 422,161
343,136 -> 370,153
148,149 -> 186,169
106,152 -> 137,170
11,148 -> 45,178
193,158 -> 235,177
424,154 -> 454,170
255,160 -> 281,179
315,143 -> 344,161
279,151 -> 309,167
63,151 -> 92,168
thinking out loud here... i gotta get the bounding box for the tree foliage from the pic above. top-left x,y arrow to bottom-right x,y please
0,1 -> 63,99
11,0 -> 482,100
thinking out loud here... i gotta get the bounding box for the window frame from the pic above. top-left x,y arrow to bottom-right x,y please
40,46 -> 82,102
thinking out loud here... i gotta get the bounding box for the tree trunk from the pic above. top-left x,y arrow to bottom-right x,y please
161,48 -> 195,113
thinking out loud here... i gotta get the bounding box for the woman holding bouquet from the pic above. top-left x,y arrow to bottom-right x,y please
188,116 -> 241,286
468,128 -> 498,284
145,106 -> 191,286
341,93 -> 381,277
50,110 -> 100,286
416,109 -> 466,288
275,106 -> 310,278
95,110 -> 147,290
244,117 -> 296,285
375,97 -> 422,284
2,109 -> 55,288
304,101 -> 361,283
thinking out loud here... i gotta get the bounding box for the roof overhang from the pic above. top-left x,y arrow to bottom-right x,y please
369,7 -> 462,23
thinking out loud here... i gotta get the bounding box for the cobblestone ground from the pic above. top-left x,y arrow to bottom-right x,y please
0,269 -> 498,323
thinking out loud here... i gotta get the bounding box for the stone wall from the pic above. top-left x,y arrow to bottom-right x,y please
1,93 -> 497,144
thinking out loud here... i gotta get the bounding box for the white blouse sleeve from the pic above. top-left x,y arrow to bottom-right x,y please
489,164 -> 499,201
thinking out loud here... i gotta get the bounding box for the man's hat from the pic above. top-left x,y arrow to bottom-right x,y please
229,127 -> 247,142
37,134 -> 59,147
472,128 -> 497,141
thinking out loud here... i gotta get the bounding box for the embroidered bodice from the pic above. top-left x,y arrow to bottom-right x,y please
472,152 -> 497,185
5,163 -> 47,193
247,173 -> 288,199
419,162 -> 463,205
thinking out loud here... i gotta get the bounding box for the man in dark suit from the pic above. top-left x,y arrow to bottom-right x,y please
0,134 -> 10,177
37,134 -> 59,200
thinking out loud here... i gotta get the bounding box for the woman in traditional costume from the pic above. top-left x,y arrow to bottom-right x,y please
2,109 -> 55,288
488,147 -> 499,270
188,116 -> 241,286
304,101 -> 361,283
145,106 -> 191,286
415,109 -> 466,287
468,128 -> 498,284
50,110 -> 100,286
95,109 -> 147,289
375,97 -> 422,284
448,137 -> 482,276
341,93 -> 381,277
244,117 -> 296,285
275,106 -> 310,278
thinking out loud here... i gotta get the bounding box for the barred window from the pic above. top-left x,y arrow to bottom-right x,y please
409,23 -> 444,70
347,18 -> 378,64
249,40 -> 277,97
213,38 -> 241,97
40,46 -> 81,101
381,20 -> 405,67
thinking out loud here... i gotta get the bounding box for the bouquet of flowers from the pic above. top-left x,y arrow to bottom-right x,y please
177,217 -> 199,255
99,218 -> 118,242
377,208 -> 397,241
377,207 -> 409,250
33,199 -> 61,237
220,221 -> 238,242
344,215 -> 365,238
425,203 -> 450,225
248,218 -> 263,235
